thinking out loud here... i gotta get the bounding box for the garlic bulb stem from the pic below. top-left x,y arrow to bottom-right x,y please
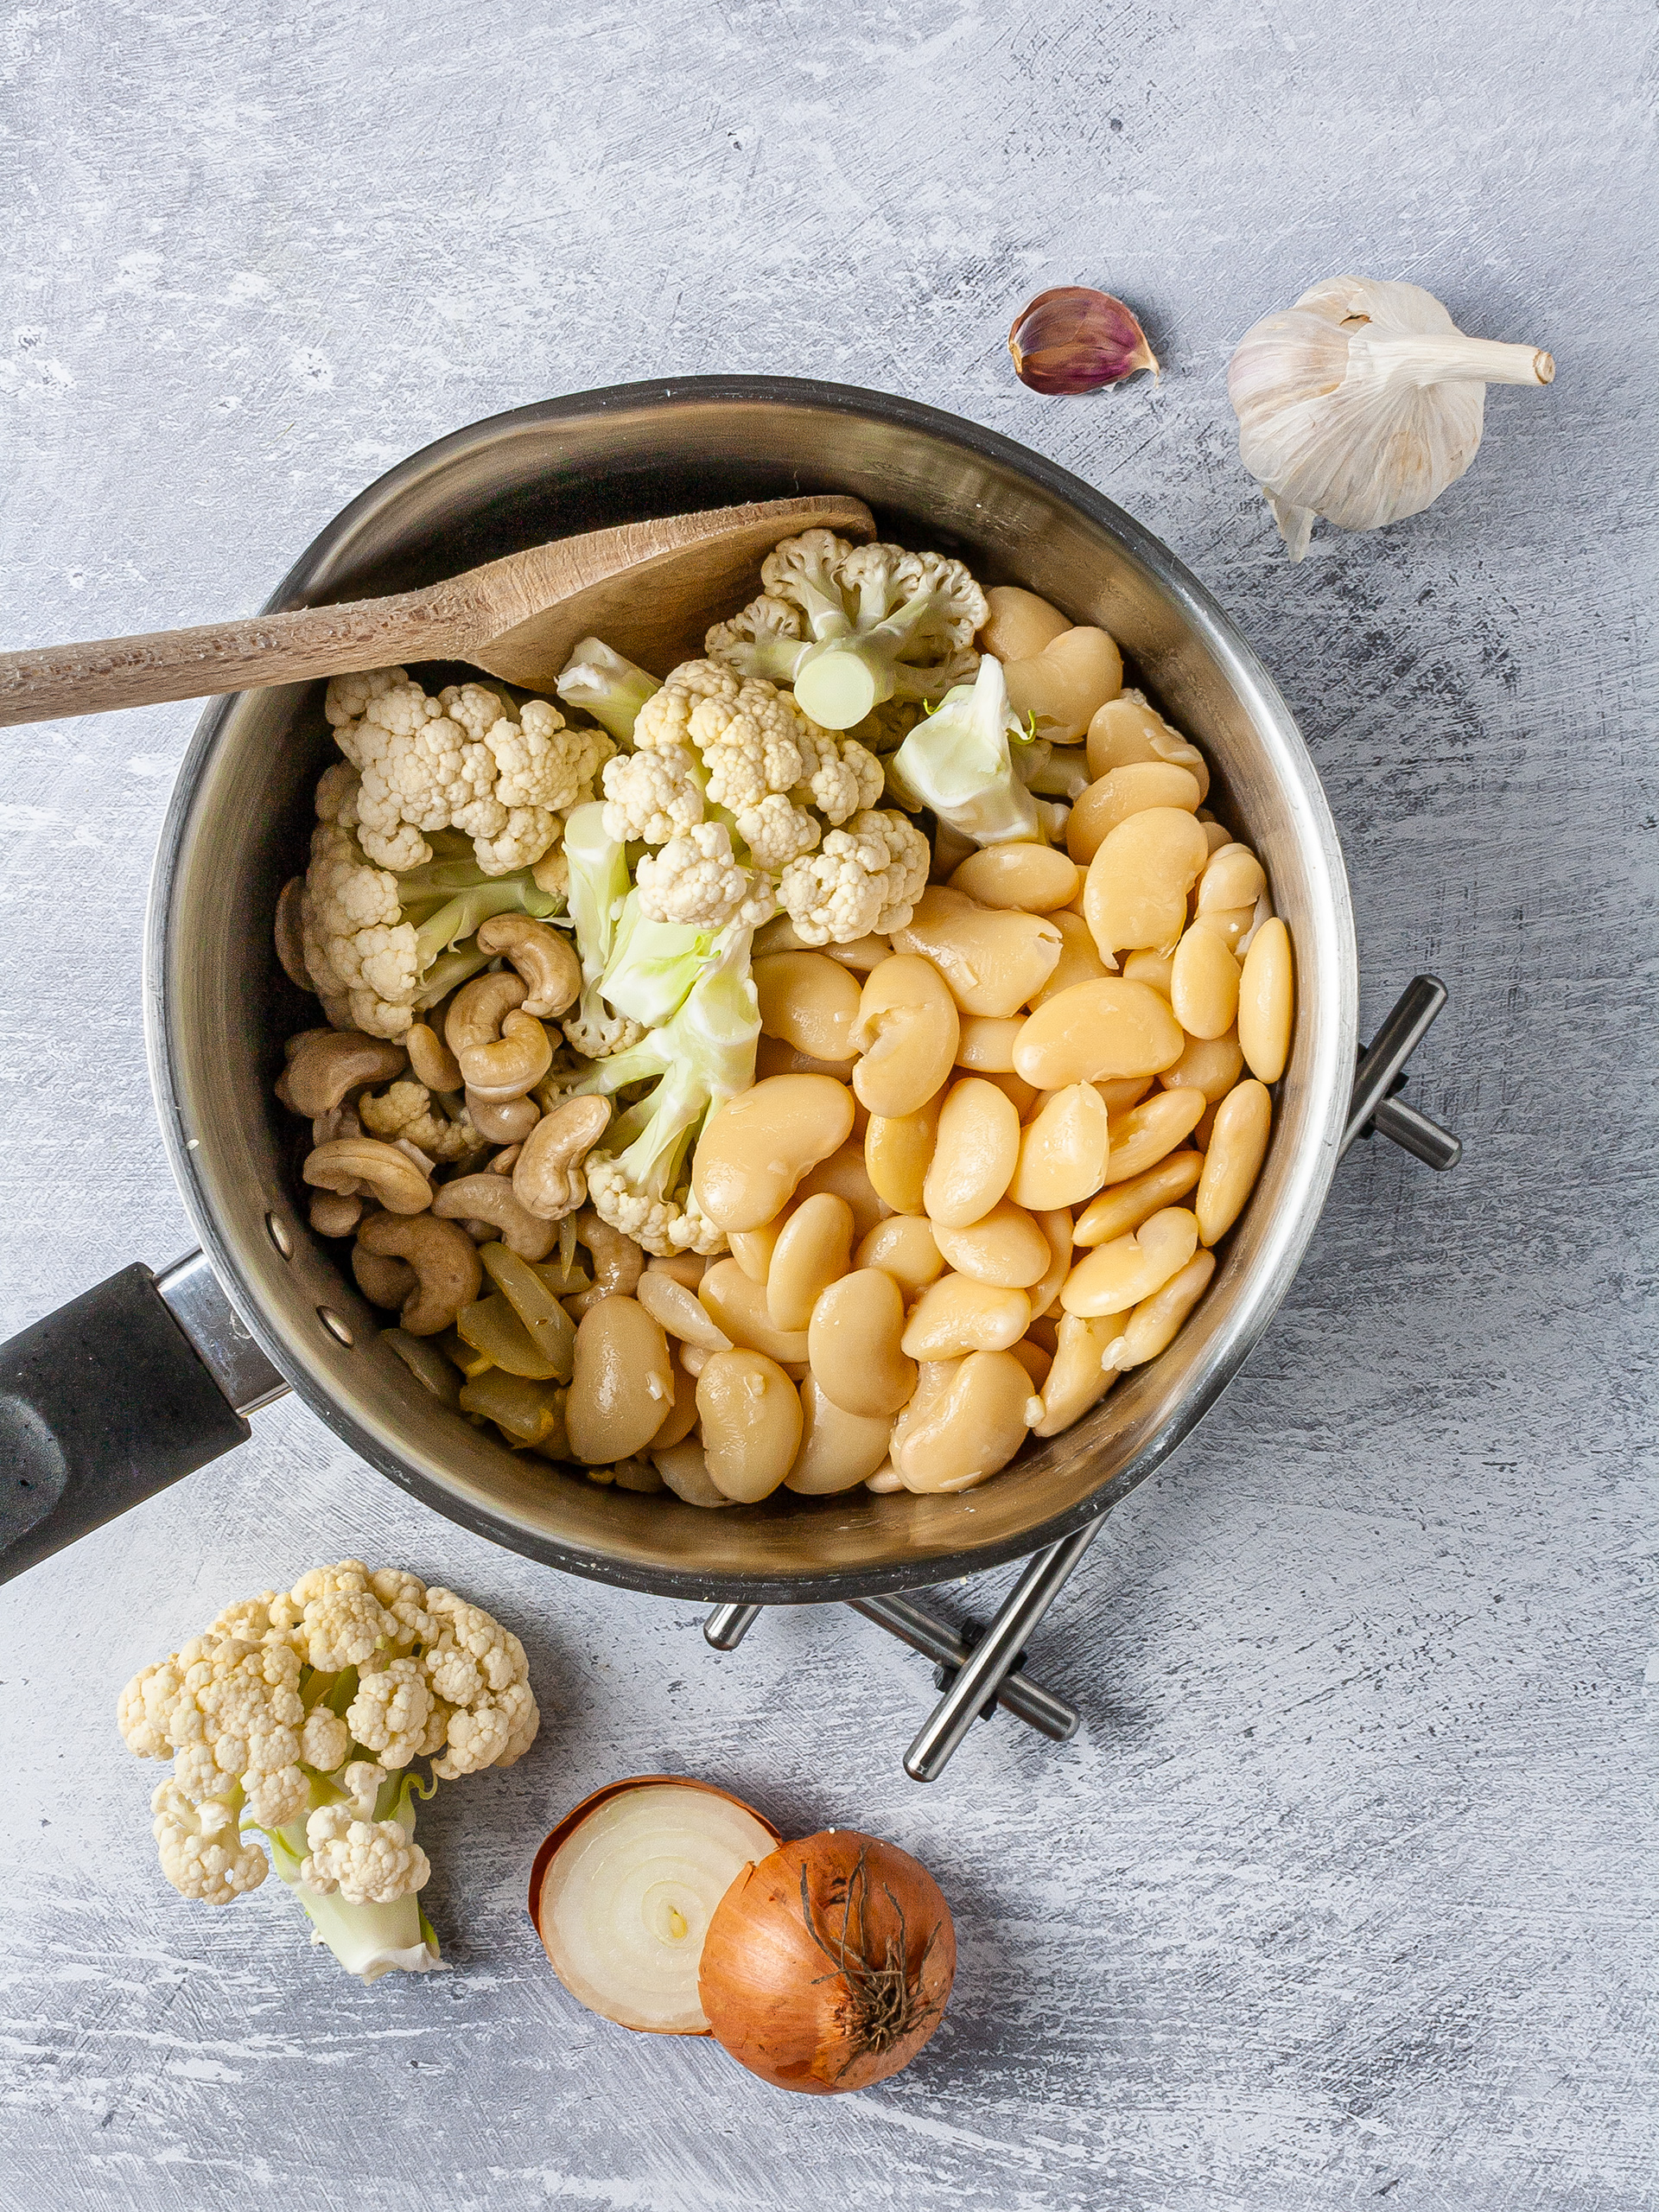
1354,334 -> 1554,391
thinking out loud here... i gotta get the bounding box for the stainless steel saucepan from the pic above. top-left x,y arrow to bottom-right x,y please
0,378 -> 1359,1599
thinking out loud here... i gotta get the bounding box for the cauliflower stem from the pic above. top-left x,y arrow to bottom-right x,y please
887,654 -> 1052,849
264,1769 -> 442,1983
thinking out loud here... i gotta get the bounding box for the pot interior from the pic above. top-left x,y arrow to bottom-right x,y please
149,378 -> 1356,1600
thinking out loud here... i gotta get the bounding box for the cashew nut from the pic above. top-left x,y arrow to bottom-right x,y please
475,912 -> 582,1019
352,1243 -> 417,1310
488,1144 -> 523,1176
357,1211 -> 483,1336
563,1206 -> 647,1316
458,1011 -> 553,1103
430,1174 -> 558,1262
303,1137 -> 432,1214
283,1031 -> 407,1118
274,877 -> 310,992
308,1192 -> 362,1238
513,1096 -> 611,1221
405,1020 -> 461,1093
445,971 -> 527,1057
466,1088 -> 541,1145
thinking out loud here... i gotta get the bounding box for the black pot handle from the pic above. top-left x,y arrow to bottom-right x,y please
0,1255 -> 286,1585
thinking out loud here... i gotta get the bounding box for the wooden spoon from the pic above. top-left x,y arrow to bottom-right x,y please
0,494 -> 876,728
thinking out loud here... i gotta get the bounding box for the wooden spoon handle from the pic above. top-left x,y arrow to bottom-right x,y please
0,585 -> 472,729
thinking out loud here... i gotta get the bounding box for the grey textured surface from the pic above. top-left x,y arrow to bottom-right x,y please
2,3 -> 1655,2207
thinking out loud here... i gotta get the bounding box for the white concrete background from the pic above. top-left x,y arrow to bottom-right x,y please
1,3 -> 1654,2207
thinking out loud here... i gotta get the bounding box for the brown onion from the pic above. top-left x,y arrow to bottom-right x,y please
698,1829 -> 956,2094
1008,286 -> 1159,395
529,1777 -> 781,2034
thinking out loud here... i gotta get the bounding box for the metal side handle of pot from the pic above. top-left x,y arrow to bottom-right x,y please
0,1253 -> 287,1584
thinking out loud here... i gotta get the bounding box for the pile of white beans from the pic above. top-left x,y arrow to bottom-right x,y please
276,586 -> 1294,1508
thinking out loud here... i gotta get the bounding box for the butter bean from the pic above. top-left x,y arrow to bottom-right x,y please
696,1351 -> 803,1503
650,1358 -> 702,1450
931,1200 -> 1052,1289
728,1218 -> 785,1284
924,1077 -> 1021,1228
792,1142 -> 888,1244
1011,1338 -> 1052,1388
1198,842 -> 1267,915
891,1350 -> 1039,1493
956,1014 -> 1026,1072
1027,1208 -> 1075,1321
1198,815 -> 1231,856
766,1192 -> 854,1332
982,1069 -> 1041,1117
1237,918 -> 1294,1084
784,1373 -> 894,1495
950,842 -> 1080,913
864,1094 -> 941,1215
1121,947 -> 1174,995
1003,626 -> 1123,747
1160,1027 -> 1243,1103
893,893 -> 1063,1019
1013,978 -> 1185,1090
979,584 -> 1071,662
855,1214 -> 944,1293
851,955 -> 959,1117
634,1268 -> 733,1351
698,1259 -> 810,1365
1190,904 -> 1254,953
1083,807 -> 1211,969
1010,1083 -> 1111,1211
1061,1206 -> 1199,1317
652,1437 -> 732,1509
753,951 -> 862,1063
1084,692 -> 1210,799
1073,1152 -> 1203,1246
753,1033 -> 856,1083
692,1074 -> 854,1232
1029,910 -> 1108,1009
1066,762 -> 1202,866
900,1274 -> 1031,1361
565,1295 -> 675,1464
1196,1079 -> 1272,1246
1032,1312 -> 1127,1437
1171,924 -> 1242,1040
1104,1087 -> 1206,1182
865,1460 -> 904,1492
807,1268 -> 916,1418
1096,1075 -> 1155,1114
1103,1249 -> 1217,1371
646,1252 -> 706,1289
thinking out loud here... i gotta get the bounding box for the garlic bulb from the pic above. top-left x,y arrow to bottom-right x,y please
1228,276 -> 1553,559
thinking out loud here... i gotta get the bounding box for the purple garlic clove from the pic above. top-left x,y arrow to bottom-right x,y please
1007,287 -> 1159,395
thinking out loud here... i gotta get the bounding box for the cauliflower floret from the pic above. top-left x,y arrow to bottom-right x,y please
734,793 -> 822,871
243,1763 -> 311,1830
300,1708 -> 353,1772
151,1783 -> 268,1904
792,728 -> 886,826
337,1761 -> 389,1817
432,1679 -> 539,1779
601,747 -> 707,844
325,671 -> 612,880
632,658 -> 740,752
634,823 -> 776,930
346,1658 -> 435,1770
299,1591 -> 397,1673
776,808 -> 930,945
359,1081 -> 478,1162
300,813 -> 419,1040
422,1591 -> 531,1701
563,1001 -> 646,1060
301,1804 -> 429,1906
690,679 -> 816,811
584,1150 -> 728,1259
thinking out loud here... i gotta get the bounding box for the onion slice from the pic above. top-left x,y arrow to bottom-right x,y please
529,1777 -> 780,2034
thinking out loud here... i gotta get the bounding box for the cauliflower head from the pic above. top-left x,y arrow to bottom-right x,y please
326,669 -> 612,878
118,1564 -> 539,1981
359,1080 -> 480,1162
